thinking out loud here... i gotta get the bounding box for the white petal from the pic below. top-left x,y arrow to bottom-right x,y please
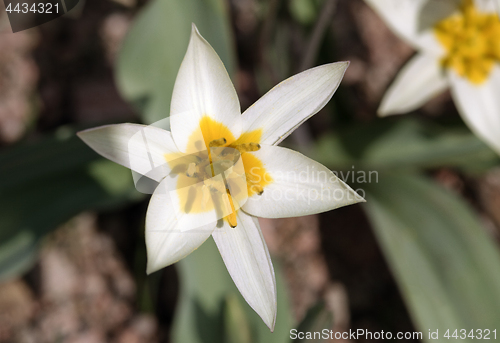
170,24 -> 241,153
364,0 -> 452,54
496,0 -> 500,14
474,0 -> 498,12
212,211 -> 276,331
145,177 -> 216,274
242,145 -> 365,218
77,124 -> 179,182
378,53 -> 449,116
448,66 -> 500,155
242,62 -> 348,146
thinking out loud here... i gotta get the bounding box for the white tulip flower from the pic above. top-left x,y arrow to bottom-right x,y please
78,24 -> 364,330
365,0 -> 500,154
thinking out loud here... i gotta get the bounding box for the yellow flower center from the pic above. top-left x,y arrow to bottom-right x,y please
165,116 -> 272,228
434,0 -> 500,84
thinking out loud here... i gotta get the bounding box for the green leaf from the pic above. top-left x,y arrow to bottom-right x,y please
223,293 -> 252,343
364,173 -> 500,341
0,127 -> 99,192
289,0 -> 318,25
116,0 -> 235,124
0,131 -> 142,282
310,118 -> 499,172
171,237 -> 294,343
292,302 -> 333,342
0,232 -> 38,283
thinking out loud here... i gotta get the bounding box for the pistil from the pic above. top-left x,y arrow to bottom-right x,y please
171,130 -> 268,228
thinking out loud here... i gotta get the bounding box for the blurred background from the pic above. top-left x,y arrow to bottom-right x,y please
1,0 -> 500,342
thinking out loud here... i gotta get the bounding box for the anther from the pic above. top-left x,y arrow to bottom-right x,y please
253,185 -> 264,195
209,137 -> 227,147
226,189 -> 237,228
227,211 -> 237,228
235,142 -> 260,152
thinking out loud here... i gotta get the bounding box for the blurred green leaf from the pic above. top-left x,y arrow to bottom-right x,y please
0,128 -> 99,192
292,302 -> 333,342
289,0 -> 318,25
171,237 -> 293,343
116,0 -> 235,124
310,118 -> 499,172
364,173 -> 500,341
0,232 -> 38,283
0,131 -> 143,282
223,293 -> 252,343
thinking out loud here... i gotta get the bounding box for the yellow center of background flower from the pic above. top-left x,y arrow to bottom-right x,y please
434,0 -> 500,84
165,116 -> 272,227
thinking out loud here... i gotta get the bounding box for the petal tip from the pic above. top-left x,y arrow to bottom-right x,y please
190,23 -> 204,41
75,128 -> 91,139
191,22 -> 198,33
377,109 -> 389,117
262,310 -> 277,332
145,251 -> 162,275
377,103 -> 400,117
146,258 -> 169,275
350,189 -> 366,204
75,127 -> 99,147
146,264 -> 156,275
330,60 -> 350,72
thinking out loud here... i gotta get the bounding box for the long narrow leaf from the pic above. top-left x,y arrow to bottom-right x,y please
364,173 -> 500,341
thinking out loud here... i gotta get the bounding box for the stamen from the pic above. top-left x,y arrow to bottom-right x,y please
170,163 -> 188,175
197,159 -> 211,170
234,142 -> 260,152
245,172 -> 264,195
201,185 -> 210,210
211,160 -> 234,175
252,184 -> 264,195
204,179 -> 226,194
219,146 -> 235,156
225,189 -> 237,228
204,164 -> 213,177
245,172 -> 260,183
209,137 -> 227,147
